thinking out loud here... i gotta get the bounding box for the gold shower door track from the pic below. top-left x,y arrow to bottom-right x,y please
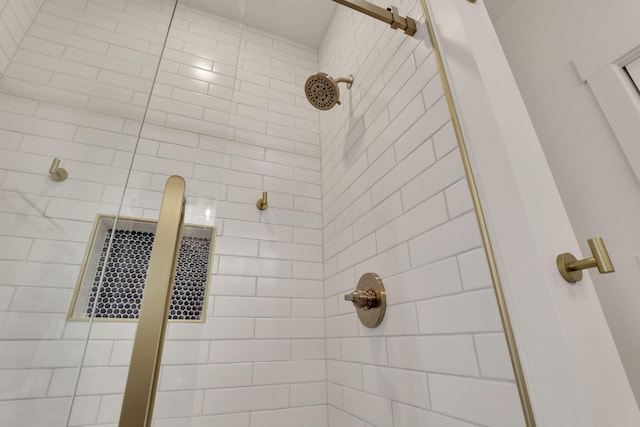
331,0 -> 417,35
118,175 -> 186,427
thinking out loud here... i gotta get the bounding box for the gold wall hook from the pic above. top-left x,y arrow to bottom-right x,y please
256,192 -> 268,210
49,158 -> 68,181
557,237 -> 615,283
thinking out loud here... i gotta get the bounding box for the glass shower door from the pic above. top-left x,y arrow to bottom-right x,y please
0,0 -> 185,425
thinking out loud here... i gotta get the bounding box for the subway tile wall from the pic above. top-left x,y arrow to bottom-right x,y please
0,0 -> 526,426
0,0 -> 324,425
319,1 -> 526,426
0,0 -> 42,74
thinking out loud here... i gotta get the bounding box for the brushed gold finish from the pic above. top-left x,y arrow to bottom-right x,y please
119,175 -> 186,427
419,0 -> 536,425
557,237 -> 615,283
331,0 -> 417,36
256,192 -> 268,210
49,158 -> 68,181
345,273 -> 386,328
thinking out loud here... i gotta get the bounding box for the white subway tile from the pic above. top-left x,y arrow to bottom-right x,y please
409,212 -> 482,268
416,289 -> 503,334
290,382 -> 327,407
340,337 -> 387,365
218,256 -> 291,278
291,338 -> 325,360
376,193 -> 448,252
0,368 -> 51,399
68,395 -> 100,426
257,277 -> 322,298
355,243 -> 411,280
328,406 -> 365,427
210,275 -> 256,296
387,335 -> 479,376
13,48 -> 100,80
10,287 -> 72,313
223,219 -> 292,242
384,257 -> 462,305
292,260 -> 323,279
429,373 -> 526,427
250,405 -> 326,427
474,333 -> 515,380
76,366 -> 128,395
343,388 -> 393,427
325,313 -> 359,338
291,298 -> 324,317
363,365 -> 430,409
0,236 -> 31,260
255,318 -> 324,338
202,385 -> 289,415
0,398 -> 69,427
253,360 -> 325,385
392,402 -> 476,427
213,296 -> 290,318
209,340 -> 290,363
260,240 -> 321,262
458,248 -> 492,291
327,360 -> 363,389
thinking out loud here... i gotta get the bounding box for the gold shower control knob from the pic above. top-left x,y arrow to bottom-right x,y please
556,237 -> 615,283
344,273 -> 386,328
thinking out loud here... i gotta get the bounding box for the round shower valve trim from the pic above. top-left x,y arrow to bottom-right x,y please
344,273 -> 386,328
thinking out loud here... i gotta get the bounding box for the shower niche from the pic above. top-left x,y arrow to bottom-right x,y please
69,215 -> 216,322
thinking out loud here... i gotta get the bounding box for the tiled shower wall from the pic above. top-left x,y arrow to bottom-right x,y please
0,0 -> 42,74
319,1 -> 526,426
0,0 -> 324,425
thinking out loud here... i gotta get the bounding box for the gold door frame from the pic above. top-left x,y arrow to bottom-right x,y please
418,0 -> 536,425
118,175 -> 186,427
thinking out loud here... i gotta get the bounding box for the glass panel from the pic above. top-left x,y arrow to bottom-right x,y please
0,0 -> 177,425
1,0 -> 530,426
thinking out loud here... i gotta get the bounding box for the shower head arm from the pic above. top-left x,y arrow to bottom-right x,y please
335,75 -> 354,89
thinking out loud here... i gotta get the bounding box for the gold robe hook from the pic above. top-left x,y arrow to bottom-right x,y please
49,158 -> 68,181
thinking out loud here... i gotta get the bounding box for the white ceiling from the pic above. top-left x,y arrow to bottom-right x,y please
183,0 -> 337,50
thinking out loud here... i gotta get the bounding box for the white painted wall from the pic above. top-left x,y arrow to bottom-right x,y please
488,0 -> 640,404
319,1 -> 524,426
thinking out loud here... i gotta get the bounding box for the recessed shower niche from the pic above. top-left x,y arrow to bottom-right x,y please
69,215 -> 216,322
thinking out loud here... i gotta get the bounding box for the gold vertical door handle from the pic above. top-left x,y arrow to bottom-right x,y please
557,237 -> 615,283
119,176 -> 186,427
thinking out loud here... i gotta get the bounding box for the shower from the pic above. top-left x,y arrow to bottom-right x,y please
304,72 -> 354,110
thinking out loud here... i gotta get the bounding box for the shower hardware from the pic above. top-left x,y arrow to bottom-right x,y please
344,273 -> 386,328
331,0 -> 417,36
557,237 -> 615,283
49,158 -> 68,181
305,73 -> 354,110
256,192 -> 268,210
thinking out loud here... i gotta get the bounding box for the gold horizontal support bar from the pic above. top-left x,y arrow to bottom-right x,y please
119,175 -> 186,427
331,0 -> 417,36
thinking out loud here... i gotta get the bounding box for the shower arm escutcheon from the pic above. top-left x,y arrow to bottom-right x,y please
556,237 -> 615,283
331,0 -> 417,36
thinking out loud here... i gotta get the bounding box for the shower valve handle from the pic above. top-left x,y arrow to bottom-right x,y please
344,289 -> 378,309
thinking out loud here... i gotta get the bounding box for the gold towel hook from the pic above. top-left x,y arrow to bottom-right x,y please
557,237 -> 615,283
49,158 -> 68,181
256,192 -> 268,210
